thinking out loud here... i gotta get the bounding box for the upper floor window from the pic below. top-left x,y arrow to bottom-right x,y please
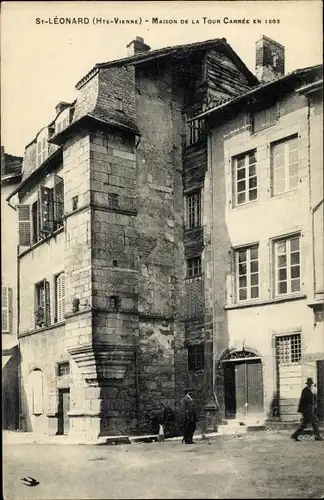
18,175 -> 64,247
113,96 -> 123,112
186,191 -> 201,229
235,245 -> 259,301
55,272 -> 66,323
2,286 -> 12,333
252,105 -> 277,133
55,108 -> 70,134
188,344 -> 205,372
271,135 -> 298,196
36,130 -> 49,167
274,235 -> 300,296
187,257 -> 202,278
186,118 -> 206,146
35,279 -> 51,328
233,150 -> 257,206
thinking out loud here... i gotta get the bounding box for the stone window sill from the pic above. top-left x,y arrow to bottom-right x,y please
225,293 -> 306,310
18,321 -> 65,339
19,226 -> 64,258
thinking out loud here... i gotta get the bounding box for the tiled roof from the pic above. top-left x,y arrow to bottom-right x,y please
75,38 -> 259,90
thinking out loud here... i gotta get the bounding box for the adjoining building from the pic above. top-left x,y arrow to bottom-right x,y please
194,36 -> 323,426
1,147 -> 22,430
5,35 -> 323,439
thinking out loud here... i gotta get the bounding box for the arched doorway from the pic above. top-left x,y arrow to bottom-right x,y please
221,349 -> 264,421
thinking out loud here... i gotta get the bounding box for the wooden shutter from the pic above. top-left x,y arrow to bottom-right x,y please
44,280 -> 51,326
56,273 -> 65,322
31,370 -> 43,415
53,175 -> 64,228
39,186 -> 54,234
18,205 -> 31,246
2,286 -> 10,333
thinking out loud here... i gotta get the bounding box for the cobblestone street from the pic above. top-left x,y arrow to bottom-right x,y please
3,431 -> 324,499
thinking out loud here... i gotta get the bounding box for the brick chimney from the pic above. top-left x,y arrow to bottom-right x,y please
126,36 -> 151,57
55,101 -> 70,115
256,36 -> 285,82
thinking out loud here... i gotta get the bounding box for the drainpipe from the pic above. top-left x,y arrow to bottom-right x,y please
208,133 -> 220,412
133,330 -> 140,436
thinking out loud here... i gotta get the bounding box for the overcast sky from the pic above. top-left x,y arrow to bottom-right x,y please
1,1 -> 322,156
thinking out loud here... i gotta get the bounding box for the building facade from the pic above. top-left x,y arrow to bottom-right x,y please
196,36 -> 323,425
9,37 -> 259,439
1,147 -> 22,429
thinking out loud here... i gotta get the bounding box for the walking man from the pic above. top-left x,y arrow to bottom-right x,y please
180,389 -> 197,444
291,377 -> 323,441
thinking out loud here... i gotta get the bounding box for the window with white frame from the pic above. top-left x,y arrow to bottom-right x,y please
235,245 -> 259,301
186,191 -> 201,229
271,135 -> 299,195
55,273 -> 66,323
233,150 -> 257,206
2,286 -> 12,333
274,235 -> 300,295
187,257 -> 202,278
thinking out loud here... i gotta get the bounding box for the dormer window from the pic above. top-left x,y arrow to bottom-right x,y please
37,129 -> 49,167
113,96 -> 123,112
55,108 -> 70,134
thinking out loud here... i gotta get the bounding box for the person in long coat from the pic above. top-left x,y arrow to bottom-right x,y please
180,389 -> 197,444
291,377 -> 323,441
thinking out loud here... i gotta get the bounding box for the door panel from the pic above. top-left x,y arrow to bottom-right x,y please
317,360 -> 324,423
58,389 -> 70,435
247,361 -> 264,415
224,364 -> 236,419
235,363 -> 247,418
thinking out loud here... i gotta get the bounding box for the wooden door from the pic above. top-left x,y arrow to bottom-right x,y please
224,364 -> 236,419
58,389 -> 70,435
317,360 -> 324,423
235,362 -> 247,418
247,360 -> 264,416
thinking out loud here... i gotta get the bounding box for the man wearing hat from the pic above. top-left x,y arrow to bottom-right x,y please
291,377 -> 323,441
180,388 -> 197,444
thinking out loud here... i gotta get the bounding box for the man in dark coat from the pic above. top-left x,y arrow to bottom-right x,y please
180,389 -> 197,444
291,377 -> 323,441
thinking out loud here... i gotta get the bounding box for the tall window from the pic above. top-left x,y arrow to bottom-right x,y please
186,191 -> 201,229
188,344 -> 205,372
274,235 -> 300,295
55,273 -> 66,323
18,175 -> 64,247
35,280 -> 51,328
187,257 -> 202,278
276,334 -> 301,366
2,286 -> 12,333
37,132 -> 49,167
235,246 -> 259,301
186,118 -> 206,146
271,136 -> 298,195
233,150 -> 257,206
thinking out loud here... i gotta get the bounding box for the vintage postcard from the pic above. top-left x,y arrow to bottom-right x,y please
1,1 -> 323,499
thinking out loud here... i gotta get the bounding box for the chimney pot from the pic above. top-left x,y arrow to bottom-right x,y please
127,37 -> 151,57
256,35 -> 285,83
55,101 -> 70,115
